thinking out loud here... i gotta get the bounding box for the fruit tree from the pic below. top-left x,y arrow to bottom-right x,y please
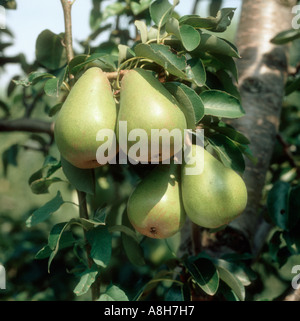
0,0 -> 300,302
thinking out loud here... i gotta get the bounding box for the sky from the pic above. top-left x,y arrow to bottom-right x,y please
0,0 -> 241,89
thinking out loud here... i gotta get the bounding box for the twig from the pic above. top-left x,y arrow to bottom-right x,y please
61,0 -> 74,63
77,190 -> 100,301
0,118 -> 54,135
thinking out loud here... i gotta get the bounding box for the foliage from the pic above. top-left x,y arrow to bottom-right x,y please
0,0 -> 300,302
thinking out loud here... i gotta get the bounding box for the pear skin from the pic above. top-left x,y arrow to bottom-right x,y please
117,69 -> 187,163
127,163 -> 186,239
54,67 -> 117,169
181,144 -> 247,229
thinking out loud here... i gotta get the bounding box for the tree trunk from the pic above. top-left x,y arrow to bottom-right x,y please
179,0 -> 295,258
228,0 -> 294,254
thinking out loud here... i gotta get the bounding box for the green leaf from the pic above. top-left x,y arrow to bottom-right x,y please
150,0 -> 173,27
267,181 -> 291,230
98,284 -> 129,301
35,29 -> 67,70
210,122 -> 250,145
207,134 -> 245,173
131,0 -> 152,15
2,143 -> 19,176
1,95 -> 12,113
164,82 -> 205,128
70,53 -> 117,75
86,226 -> 112,268
179,8 -> 236,33
217,265 -> 245,301
48,222 -> 72,250
200,90 -> 245,118
73,264 -> 99,296
27,71 -> 55,86
134,20 -> 148,43
185,57 -> 206,87
61,157 -> 95,195
48,102 -> 63,117
118,44 -> 135,66
134,43 -> 187,78
30,177 -> 63,195
209,53 -> 239,83
35,231 -> 75,260
179,25 -> 201,51
165,17 -> 181,39
26,191 -> 64,227
184,257 -> 219,296
47,220 -> 75,272
288,184 -> 300,229
28,156 -> 62,193
285,76 -> 300,96
121,209 -> 145,266
213,259 -> 252,286
44,77 -> 60,97
102,3 -> 126,20
192,32 -> 240,58
271,29 -> 300,45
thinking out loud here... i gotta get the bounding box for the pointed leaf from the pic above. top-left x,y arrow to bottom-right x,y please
134,43 -> 187,78
217,265 -> 245,301
200,90 -> 245,118
121,209 -> 145,266
207,134 -> 245,173
184,257 -> 219,296
271,29 -> 300,45
192,33 -> 240,58
134,20 -> 148,43
26,191 -> 64,227
98,284 -> 129,301
30,177 -> 63,195
35,29 -> 67,70
179,8 -> 236,33
86,226 -> 112,268
73,265 -> 99,296
185,57 -> 206,87
267,181 -> 291,230
164,82 -> 205,127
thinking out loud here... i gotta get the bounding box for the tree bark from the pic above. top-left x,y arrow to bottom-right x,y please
228,0 -> 295,254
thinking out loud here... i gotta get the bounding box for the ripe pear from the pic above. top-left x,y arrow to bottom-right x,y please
54,67 -> 117,169
127,163 -> 186,239
181,144 -> 247,229
116,68 -> 187,163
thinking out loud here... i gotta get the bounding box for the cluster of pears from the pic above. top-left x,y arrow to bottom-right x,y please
54,66 -> 248,239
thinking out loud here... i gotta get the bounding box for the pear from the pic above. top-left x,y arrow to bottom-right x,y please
127,163 -> 186,239
54,67 -> 117,169
117,68 -> 187,163
181,144 -> 247,229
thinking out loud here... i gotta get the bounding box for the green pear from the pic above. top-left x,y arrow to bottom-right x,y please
117,69 -> 187,163
181,144 -> 247,229
54,67 -> 117,169
127,163 -> 186,239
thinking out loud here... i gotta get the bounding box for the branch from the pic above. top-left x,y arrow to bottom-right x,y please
61,0 -> 74,63
77,190 -> 100,301
0,118 -> 54,135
